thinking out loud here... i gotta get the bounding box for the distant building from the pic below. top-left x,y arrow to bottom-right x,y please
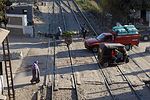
136,10 -> 150,26
10,0 -> 41,3
3,14 -> 34,37
7,3 -> 33,25
6,14 -> 27,35
144,10 -> 150,25
4,3 -> 34,37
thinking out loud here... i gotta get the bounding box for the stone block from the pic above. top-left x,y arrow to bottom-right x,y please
0,51 -> 23,61
145,46 -> 150,53
11,51 -> 23,60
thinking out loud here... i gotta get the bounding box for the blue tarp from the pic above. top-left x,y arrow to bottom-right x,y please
112,25 -> 138,35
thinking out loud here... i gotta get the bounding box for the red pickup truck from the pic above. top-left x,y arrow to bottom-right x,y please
84,25 -> 140,52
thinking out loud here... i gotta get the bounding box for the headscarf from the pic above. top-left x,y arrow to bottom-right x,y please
32,61 -> 39,70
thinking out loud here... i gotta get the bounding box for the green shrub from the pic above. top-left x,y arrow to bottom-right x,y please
75,0 -> 100,13
62,31 -> 76,37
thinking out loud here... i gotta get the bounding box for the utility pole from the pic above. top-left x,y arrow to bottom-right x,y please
148,11 -> 150,27
0,0 -> 15,99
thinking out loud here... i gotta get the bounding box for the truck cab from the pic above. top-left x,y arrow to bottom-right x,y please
84,33 -> 114,52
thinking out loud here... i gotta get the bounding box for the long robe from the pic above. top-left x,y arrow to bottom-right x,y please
31,63 -> 40,83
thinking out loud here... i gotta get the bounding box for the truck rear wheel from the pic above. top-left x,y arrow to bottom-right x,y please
103,62 -> 109,67
143,35 -> 149,41
125,45 -> 131,51
92,47 -> 98,52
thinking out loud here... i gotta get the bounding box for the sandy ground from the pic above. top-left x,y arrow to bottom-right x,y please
2,37 -> 50,100
1,0 -> 150,100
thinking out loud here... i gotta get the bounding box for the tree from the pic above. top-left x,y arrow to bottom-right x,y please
98,0 -> 150,25
0,0 -> 5,22
62,31 -> 76,47
0,0 -> 12,27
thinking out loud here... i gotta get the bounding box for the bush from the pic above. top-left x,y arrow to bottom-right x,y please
75,0 -> 100,13
62,31 -> 76,37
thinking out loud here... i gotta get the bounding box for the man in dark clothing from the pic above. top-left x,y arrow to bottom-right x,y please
83,29 -> 87,39
55,27 -> 62,39
80,24 -> 87,39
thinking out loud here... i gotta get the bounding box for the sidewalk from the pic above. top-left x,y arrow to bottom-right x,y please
2,36 -> 51,98
2,2 -> 52,99
11,2 -> 52,99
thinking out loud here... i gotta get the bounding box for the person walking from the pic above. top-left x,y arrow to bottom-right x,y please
30,61 -> 40,84
58,27 -> 62,36
56,27 -> 62,39
80,24 -> 87,39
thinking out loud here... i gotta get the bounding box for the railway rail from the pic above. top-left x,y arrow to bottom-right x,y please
48,0 -> 81,99
38,0 -> 61,99
116,64 -> 142,100
67,45 -> 81,100
55,0 -> 81,99
51,37 -> 56,100
66,0 -> 81,29
72,0 -> 98,36
129,50 -> 150,78
92,52 -> 116,100
128,50 -> 150,90
56,0 -> 66,31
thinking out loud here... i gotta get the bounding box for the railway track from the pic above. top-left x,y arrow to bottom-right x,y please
54,0 -> 83,99
94,48 -> 150,100
51,37 -> 56,100
64,3 -> 115,98
55,0 -> 66,31
92,51 -> 145,100
66,0 -> 81,30
72,0 -> 98,36
51,40 -> 80,99
60,1 -> 116,99
92,52 -> 116,100
70,41 -> 115,99
72,39 -> 144,100
72,1 -> 150,99
47,0 -> 81,99
116,60 -> 150,98
115,64 -> 142,100
67,45 -> 81,100
46,0 -> 105,99
70,1 -> 149,99
129,50 -> 150,78
127,49 -> 150,90
37,0 -> 62,99
38,0 -> 150,100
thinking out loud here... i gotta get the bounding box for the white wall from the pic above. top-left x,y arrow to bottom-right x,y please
3,14 -> 29,35
7,14 -> 27,26
146,11 -> 149,21
0,76 -> 4,95
146,11 -> 150,26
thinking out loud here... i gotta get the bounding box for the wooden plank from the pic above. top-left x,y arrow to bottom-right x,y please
0,95 -> 7,100
0,28 -> 9,43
